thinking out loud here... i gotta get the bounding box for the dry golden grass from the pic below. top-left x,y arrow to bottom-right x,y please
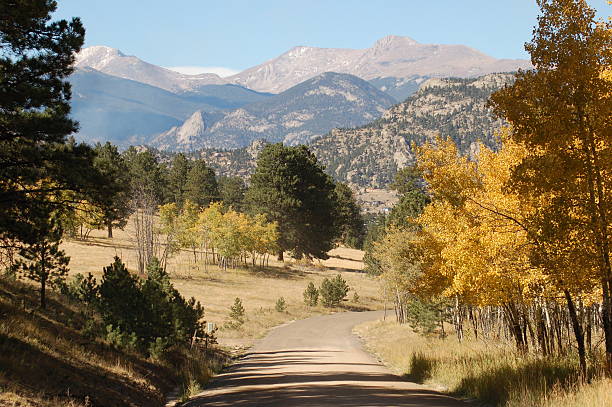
354,319 -> 612,407
61,223 -> 382,346
0,278 -> 177,407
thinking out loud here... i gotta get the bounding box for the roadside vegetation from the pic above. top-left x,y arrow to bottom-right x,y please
0,274 -> 230,406
361,1 -> 611,406
0,3 -> 372,405
356,320 -> 612,407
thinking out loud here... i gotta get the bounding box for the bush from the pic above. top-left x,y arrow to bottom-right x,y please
405,297 -> 448,336
275,297 -> 287,312
227,297 -> 245,327
352,291 -> 360,303
105,324 -> 138,351
65,273 -> 99,305
320,275 -> 349,307
148,337 -> 170,361
303,282 -> 319,306
95,257 -> 204,353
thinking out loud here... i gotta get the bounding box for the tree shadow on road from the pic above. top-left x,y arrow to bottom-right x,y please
183,349 -> 467,407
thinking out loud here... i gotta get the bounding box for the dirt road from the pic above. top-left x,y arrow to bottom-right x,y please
184,311 -> 467,407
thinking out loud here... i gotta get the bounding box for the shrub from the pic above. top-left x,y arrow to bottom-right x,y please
303,282 -> 319,306
98,257 -> 148,345
105,324 -> 138,351
227,297 -> 245,327
352,291 -> 360,303
275,297 -> 287,312
96,256 -> 204,353
65,273 -> 99,305
320,274 -> 349,307
148,337 -> 170,361
405,297 -> 444,335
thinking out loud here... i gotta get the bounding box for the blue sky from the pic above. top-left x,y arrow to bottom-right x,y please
54,0 -> 610,76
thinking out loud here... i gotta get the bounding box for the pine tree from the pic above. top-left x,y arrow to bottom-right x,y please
91,142 -> 131,238
246,144 -> 339,260
218,176 -> 247,211
123,147 -> 168,204
14,218 -> 69,308
167,153 -> 192,206
184,160 -> 219,207
333,183 -> 365,248
0,0 -> 94,244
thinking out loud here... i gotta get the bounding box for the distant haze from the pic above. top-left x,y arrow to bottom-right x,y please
167,66 -> 240,77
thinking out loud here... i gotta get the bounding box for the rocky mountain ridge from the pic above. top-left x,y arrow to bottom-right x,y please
197,73 -> 513,188
227,35 -> 530,93
75,46 -> 226,92
151,72 -> 396,150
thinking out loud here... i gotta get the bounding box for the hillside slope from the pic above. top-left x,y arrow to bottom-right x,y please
310,73 -> 513,187
153,72 -> 396,150
198,74 -> 512,188
0,278 -> 176,406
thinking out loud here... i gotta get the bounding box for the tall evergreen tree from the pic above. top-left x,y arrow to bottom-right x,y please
184,160 -> 219,207
218,176 -> 247,211
91,142 -> 131,238
14,217 -> 69,308
167,153 -> 192,206
122,147 -> 168,204
0,0 -> 93,244
388,165 -> 430,227
333,183 -> 364,248
246,144 -> 338,260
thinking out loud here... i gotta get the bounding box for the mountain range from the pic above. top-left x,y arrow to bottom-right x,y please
198,73 -> 513,189
151,72 -> 396,150
69,36 -> 530,151
227,35 -> 530,94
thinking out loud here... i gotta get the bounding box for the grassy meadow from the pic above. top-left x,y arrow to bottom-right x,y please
0,220 -> 381,406
61,221 -> 382,347
355,319 -> 612,407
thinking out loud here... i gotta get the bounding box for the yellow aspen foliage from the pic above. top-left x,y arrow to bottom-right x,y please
414,133 -> 552,306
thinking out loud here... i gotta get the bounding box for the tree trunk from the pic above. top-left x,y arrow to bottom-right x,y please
40,277 -> 46,309
107,223 -> 113,238
277,250 -> 284,261
565,290 -> 587,379
505,302 -> 526,353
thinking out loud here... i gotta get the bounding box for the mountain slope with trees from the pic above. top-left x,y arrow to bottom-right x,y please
153,72 -> 396,150
310,73 -> 513,188
198,73 -> 513,188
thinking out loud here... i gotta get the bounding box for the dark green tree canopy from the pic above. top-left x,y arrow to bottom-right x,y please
167,153 -> 192,206
0,0 -> 94,243
122,147 -> 168,203
218,176 -> 247,211
333,182 -> 364,248
184,159 -> 219,207
91,142 -> 131,237
246,143 -> 339,259
388,165 -> 430,227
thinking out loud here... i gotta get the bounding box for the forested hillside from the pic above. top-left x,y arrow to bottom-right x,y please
310,73 -> 512,188
198,73 -> 512,189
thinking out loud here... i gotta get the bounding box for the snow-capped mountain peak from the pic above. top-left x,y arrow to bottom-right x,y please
74,46 -> 227,92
